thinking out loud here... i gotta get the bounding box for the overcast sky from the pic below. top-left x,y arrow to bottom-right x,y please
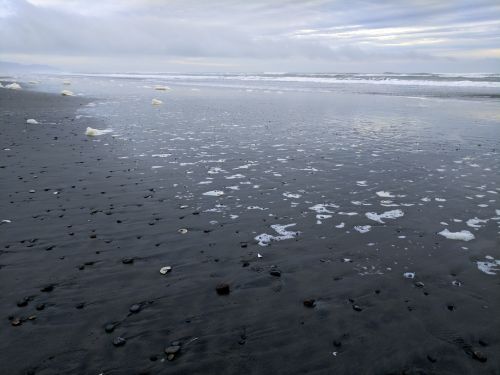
1,0 -> 499,73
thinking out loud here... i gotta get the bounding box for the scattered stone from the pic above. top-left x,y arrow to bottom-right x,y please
216,283 -> 230,295
303,299 -> 316,308
164,345 -> 180,355
41,285 -> 54,293
17,297 -> 29,307
352,304 -> 363,312
129,304 -> 141,313
472,350 -> 487,362
11,318 -> 22,326
160,266 -> 172,275
414,281 -> 425,288
75,302 -> 85,309
113,336 -> 126,347
178,228 -> 188,234
427,354 -> 437,363
105,323 -> 116,333
122,258 -> 134,264
269,270 -> 281,277
36,303 -> 45,311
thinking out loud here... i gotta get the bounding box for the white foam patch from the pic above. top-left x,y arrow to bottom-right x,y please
403,272 -> 415,279
26,119 -> 39,124
376,191 -> 395,198
438,229 -> 475,241
152,98 -> 163,105
5,83 -> 22,90
477,257 -> 500,275
85,127 -> 113,136
203,190 -> 224,197
466,217 -> 488,228
152,154 -> 171,158
61,90 -> 74,96
283,192 -> 302,199
309,203 -> 338,214
354,225 -> 371,233
255,223 -> 300,246
225,174 -> 245,179
365,209 -> 404,224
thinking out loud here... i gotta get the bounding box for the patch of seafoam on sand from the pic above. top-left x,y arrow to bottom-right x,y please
5,82 -> 22,90
438,228 -> 475,241
477,256 -> 500,275
354,225 -> 372,233
26,119 -> 39,124
85,127 -> 113,136
365,209 -> 404,223
255,224 -> 300,246
203,190 -> 224,197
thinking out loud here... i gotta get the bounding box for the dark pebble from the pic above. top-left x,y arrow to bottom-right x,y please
352,304 -> 363,312
17,298 -> 29,307
122,258 -> 134,264
216,283 -> 230,295
427,354 -> 437,363
472,350 -> 487,362
164,345 -> 180,355
269,270 -> 281,277
303,299 -> 316,308
105,323 -> 116,333
36,303 -> 45,311
41,285 -> 54,292
414,281 -> 425,288
113,336 -> 126,347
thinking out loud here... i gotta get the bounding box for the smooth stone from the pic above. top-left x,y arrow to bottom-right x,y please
105,323 -> 116,333
269,270 -> 281,277
352,304 -> 363,312
122,258 -> 134,264
164,345 -> 180,355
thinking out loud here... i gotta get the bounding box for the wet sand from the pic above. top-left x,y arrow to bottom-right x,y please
0,86 -> 499,375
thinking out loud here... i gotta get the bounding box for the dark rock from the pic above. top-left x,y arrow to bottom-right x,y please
472,350 -> 487,362
216,283 -> 230,295
105,323 -> 116,333
269,270 -> 281,277
427,354 -> 437,363
164,345 -> 180,355
414,281 -> 425,288
17,298 -> 29,307
352,304 -> 363,312
11,318 -> 22,326
303,299 -> 315,308
75,302 -> 85,309
41,285 -> 54,292
36,303 -> 45,311
113,336 -> 126,347
122,257 -> 134,264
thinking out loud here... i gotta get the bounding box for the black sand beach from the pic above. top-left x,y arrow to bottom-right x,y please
1,82 -> 499,375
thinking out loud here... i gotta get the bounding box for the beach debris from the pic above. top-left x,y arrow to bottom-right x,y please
85,127 -> 112,136
5,82 -> 22,90
61,90 -> 74,96
255,223 -> 300,246
257,253 -> 263,258
414,281 -> 425,288
121,257 -> 134,264
1,219 -> 12,224
403,272 -> 415,279
216,283 -> 230,295
112,336 -> 126,347
303,299 -> 316,308
26,119 -> 39,125
438,229 -> 475,241
178,228 -> 188,234
17,297 -> 30,307
154,85 -> 170,91
160,266 -> 172,275
152,98 -> 163,105
365,209 -> 404,224
36,303 -> 45,311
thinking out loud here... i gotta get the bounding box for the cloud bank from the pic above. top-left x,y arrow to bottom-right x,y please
1,0 -> 499,72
